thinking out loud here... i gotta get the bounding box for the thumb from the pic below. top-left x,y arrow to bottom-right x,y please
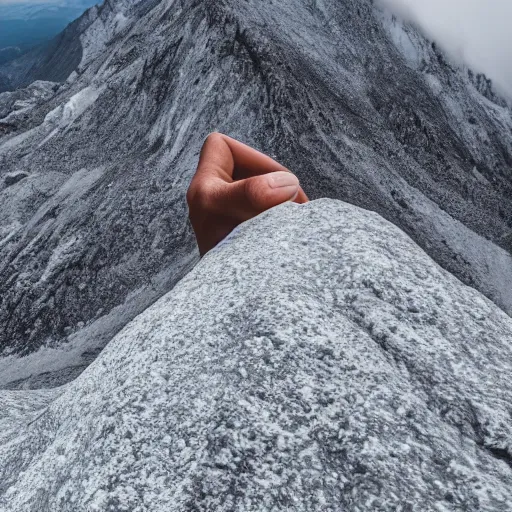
217,171 -> 300,222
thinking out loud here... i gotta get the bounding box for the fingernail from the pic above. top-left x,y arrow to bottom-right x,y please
266,171 -> 299,190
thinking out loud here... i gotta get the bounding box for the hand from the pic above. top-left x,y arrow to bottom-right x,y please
187,133 -> 309,256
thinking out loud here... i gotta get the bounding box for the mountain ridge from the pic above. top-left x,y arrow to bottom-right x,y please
0,0 -> 511,388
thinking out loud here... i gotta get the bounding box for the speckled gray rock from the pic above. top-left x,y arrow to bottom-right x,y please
1,199 -> 511,511
4,170 -> 28,187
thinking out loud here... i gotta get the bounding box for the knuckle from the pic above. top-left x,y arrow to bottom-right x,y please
186,185 -> 196,207
204,131 -> 221,145
244,176 -> 267,210
186,180 -> 212,211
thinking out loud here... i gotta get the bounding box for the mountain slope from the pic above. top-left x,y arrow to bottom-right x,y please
1,200 -> 512,511
0,4 -> 100,92
0,0 -> 511,387
0,1 -> 99,77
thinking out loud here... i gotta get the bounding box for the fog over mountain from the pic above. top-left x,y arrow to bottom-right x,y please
379,0 -> 512,98
0,0 -> 511,508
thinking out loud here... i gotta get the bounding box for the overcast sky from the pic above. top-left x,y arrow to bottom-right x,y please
380,0 -> 512,98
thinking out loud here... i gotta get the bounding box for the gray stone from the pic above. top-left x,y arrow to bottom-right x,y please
4,171 -> 28,187
1,200 -> 511,511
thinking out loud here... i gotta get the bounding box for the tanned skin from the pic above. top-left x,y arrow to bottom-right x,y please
187,133 -> 309,256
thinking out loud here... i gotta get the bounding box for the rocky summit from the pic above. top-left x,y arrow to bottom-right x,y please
1,200 -> 512,511
0,0 -> 511,508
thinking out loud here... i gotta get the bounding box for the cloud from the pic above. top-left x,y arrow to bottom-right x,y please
378,0 -> 512,99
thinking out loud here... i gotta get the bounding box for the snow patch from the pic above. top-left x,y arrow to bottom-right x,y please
44,86 -> 101,129
40,236 -> 81,283
379,9 -> 424,68
113,12 -> 129,31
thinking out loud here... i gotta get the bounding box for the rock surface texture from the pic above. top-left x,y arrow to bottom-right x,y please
1,199 -> 512,511
0,1 -> 511,386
